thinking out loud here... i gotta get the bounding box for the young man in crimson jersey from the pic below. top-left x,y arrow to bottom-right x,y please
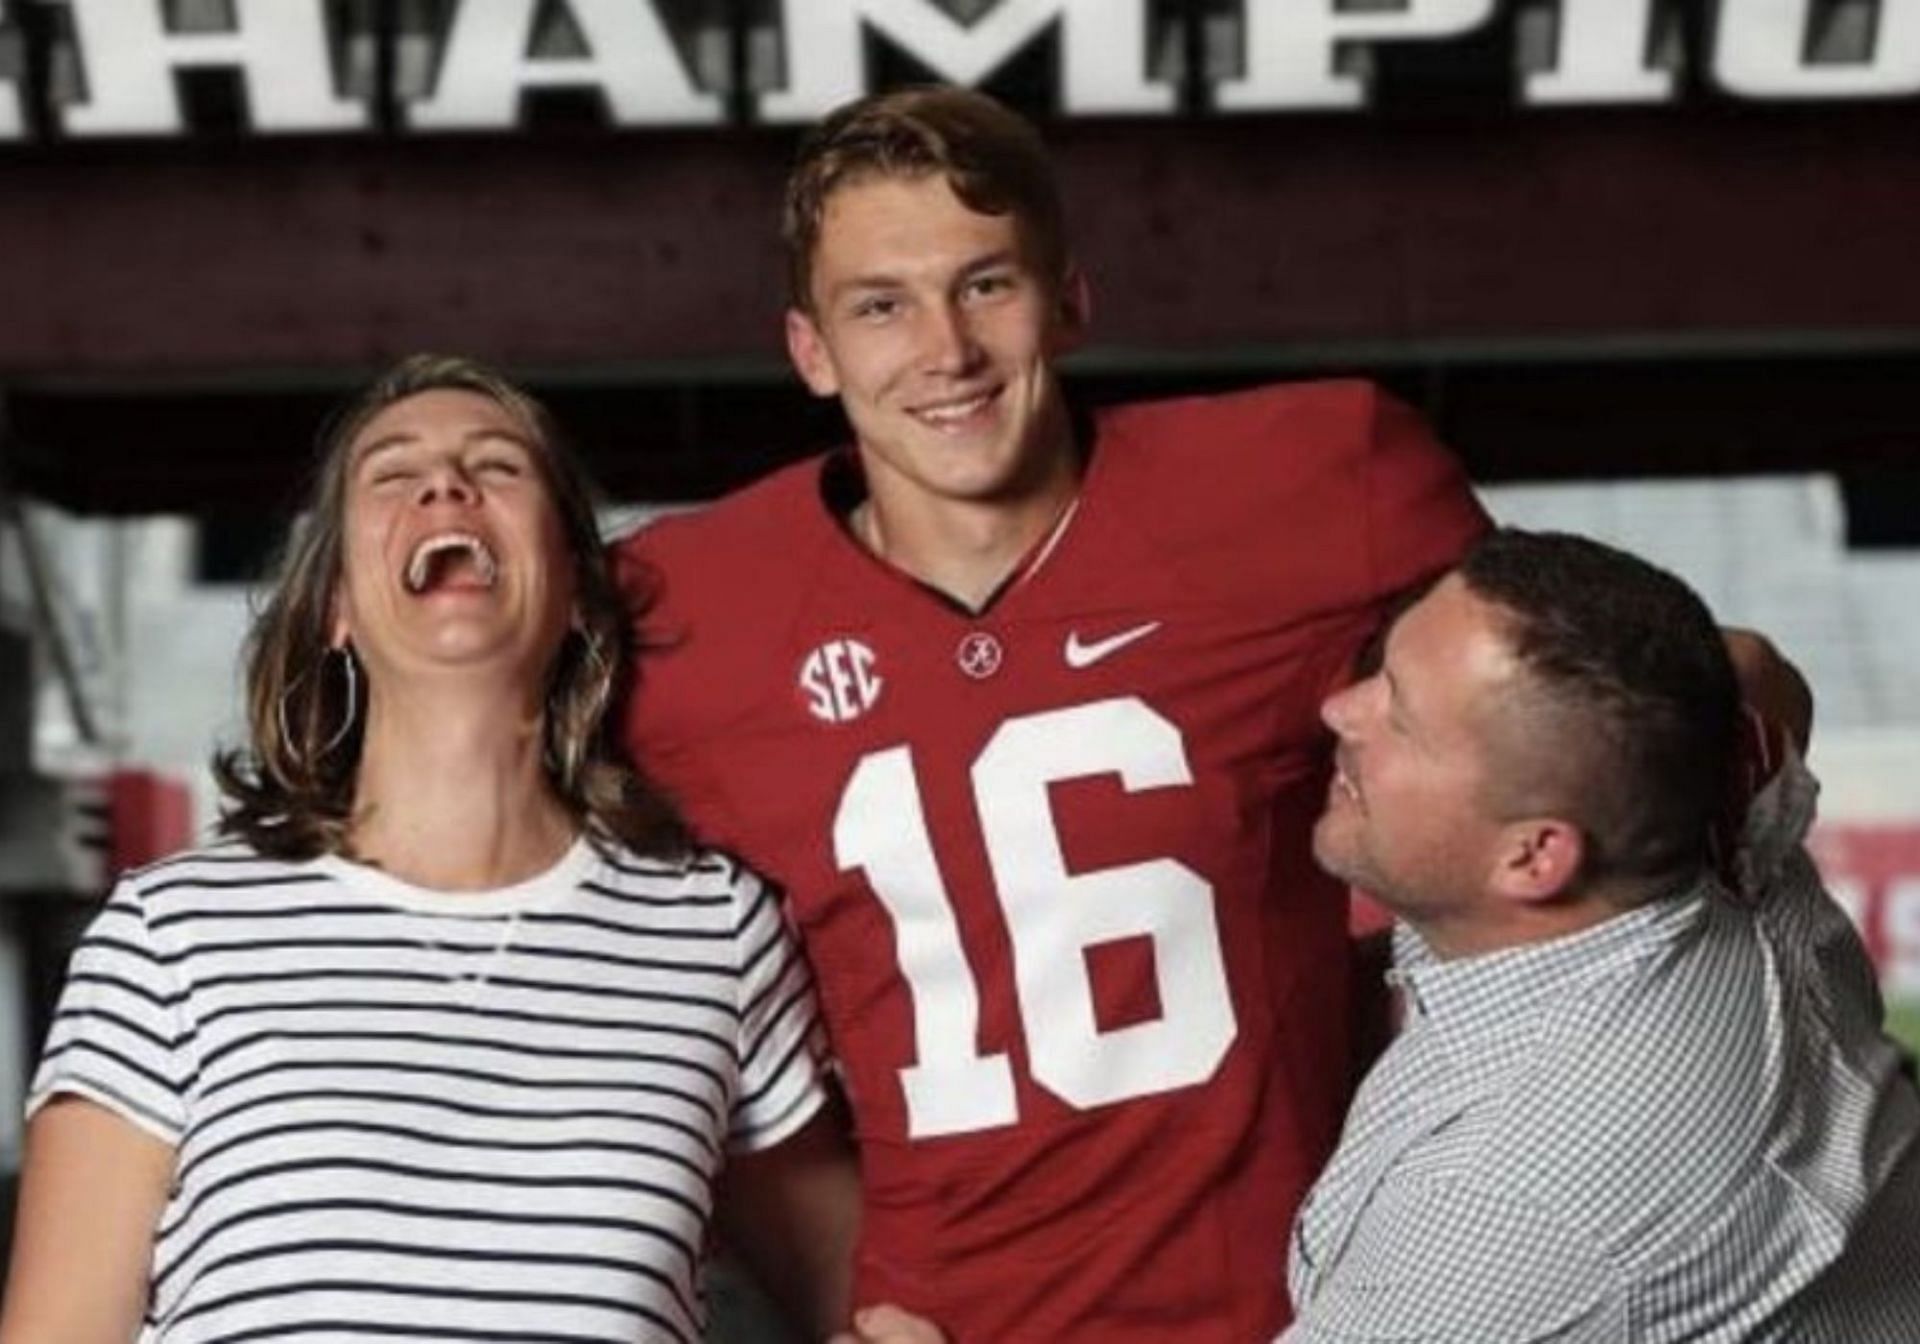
618,85 -> 1489,1342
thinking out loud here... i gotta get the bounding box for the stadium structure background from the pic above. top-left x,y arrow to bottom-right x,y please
2,2 -> 1919,1330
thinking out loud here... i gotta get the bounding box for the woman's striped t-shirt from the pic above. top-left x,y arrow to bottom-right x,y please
29,837 -> 827,1344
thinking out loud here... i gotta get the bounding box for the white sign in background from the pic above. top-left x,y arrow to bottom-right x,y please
0,0 -> 1917,139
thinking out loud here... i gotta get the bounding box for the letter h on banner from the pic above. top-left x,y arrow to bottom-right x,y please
55,0 -> 368,135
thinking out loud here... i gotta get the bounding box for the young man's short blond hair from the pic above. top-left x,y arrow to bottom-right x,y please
782,85 -> 1069,310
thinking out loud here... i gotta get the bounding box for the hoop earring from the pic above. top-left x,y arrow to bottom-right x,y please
276,645 -> 360,763
320,646 -> 360,756
545,627 -> 609,780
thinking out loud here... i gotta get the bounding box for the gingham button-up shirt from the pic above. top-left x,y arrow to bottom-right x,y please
1286,759 -> 1920,1342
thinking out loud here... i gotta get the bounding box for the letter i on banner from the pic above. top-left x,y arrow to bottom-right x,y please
1523,0 -> 1676,104
58,0 -> 369,135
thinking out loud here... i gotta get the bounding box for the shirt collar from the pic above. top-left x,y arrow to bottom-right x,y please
1389,878 -> 1713,1032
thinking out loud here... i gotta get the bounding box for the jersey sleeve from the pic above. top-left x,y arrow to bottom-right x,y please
1112,381 -> 1486,655
1354,387 -> 1489,606
610,523 -> 754,850
27,882 -> 194,1145
727,865 -> 829,1153
1300,385 -> 1489,706
1290,1179 -> 1621,1343
610,524 -> 680,768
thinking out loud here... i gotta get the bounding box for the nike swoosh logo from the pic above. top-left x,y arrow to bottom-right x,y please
1065,621 -> 1163,669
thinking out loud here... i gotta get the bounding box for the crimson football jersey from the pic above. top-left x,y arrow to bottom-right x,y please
617,381 -> 1487,1342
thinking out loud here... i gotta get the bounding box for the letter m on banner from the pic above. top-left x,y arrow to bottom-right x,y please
758,0 -> 1173,121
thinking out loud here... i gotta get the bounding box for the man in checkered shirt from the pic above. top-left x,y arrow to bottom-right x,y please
1288,528 -> 1920,1342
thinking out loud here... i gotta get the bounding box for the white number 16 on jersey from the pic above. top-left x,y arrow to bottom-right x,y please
834,696 -> 1238,1138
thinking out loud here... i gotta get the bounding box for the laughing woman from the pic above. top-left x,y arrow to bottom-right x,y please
0,357 -> 871,1344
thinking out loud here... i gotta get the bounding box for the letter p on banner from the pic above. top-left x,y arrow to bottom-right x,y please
1216,0 -> 1499,111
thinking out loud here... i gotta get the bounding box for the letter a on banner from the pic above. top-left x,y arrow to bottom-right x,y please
59,0 -> 368,135
759,0 -> 1172,123
409,0 -> 721,129
1715,0 -> 1920,98
1217,0 -> 1498,110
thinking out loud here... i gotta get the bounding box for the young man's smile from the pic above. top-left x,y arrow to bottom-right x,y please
785,172 -> 1085,511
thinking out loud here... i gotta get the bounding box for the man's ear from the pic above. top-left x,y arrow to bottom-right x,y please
785,307 -> 841,398
1490,818 -> 1586,906
1049,264 -> 1092,356
329,587 -> 352,651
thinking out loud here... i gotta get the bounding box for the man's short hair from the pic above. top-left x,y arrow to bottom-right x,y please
781,84 -> 1068,310
1458,529 -> 1739,889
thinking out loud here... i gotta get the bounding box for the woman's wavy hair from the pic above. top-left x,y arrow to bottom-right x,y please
213,353 -> 687,861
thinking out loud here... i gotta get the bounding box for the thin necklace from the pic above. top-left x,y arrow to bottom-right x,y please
416,910 -> 522,997
338,830 -> 566,997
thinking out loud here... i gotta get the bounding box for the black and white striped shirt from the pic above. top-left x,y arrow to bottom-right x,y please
30,838 -> 827,1344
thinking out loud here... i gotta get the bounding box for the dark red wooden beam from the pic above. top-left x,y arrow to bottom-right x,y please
3,103 -> 1919,510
